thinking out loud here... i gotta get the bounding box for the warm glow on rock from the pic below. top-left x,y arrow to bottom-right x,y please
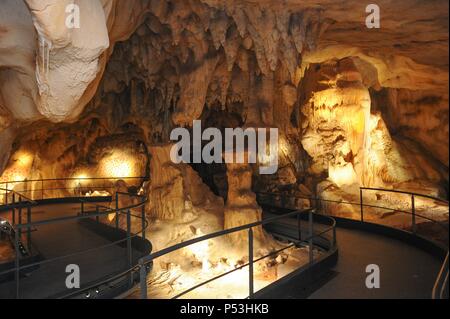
16,151 -> 33,168
75,173 -> 89,181
329,163 -> 358,187
71,172 -> 90,189
188,230 -> 211,273
101,151 -> 134,178
0,150 -> 33,189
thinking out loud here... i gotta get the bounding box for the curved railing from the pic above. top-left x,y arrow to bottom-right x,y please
257,186 -> 449,299
135,208 -> 337,299
0,176 -> 146,203
1,179 -> 447,299
258,188 -> 448,233
0,177 -> 149,299
433,252 -> 449,299
76,184 -> 447,299
359,187 -> 448,232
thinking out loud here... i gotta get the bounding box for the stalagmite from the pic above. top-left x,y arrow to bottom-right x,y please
224,151 -> 268,247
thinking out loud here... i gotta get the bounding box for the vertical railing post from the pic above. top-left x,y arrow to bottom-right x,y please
115,192 -> 119,229
360,188 -> 364,222
18,196 -> 22,238
316,195 -> 321,214
12,193 -> 16,225
309,210 -> 314,265
248,228 -> 254,299
127,209 -> 132,286
333,224 -> 337,247
139,259 -> 148,299
141,201 -> 146,241
411,194 -> 416,234
297,213 -> 302,242
96,206 -> 99,223
14,228 -> 20,299
5,183 -> 8,205
27,205 -> 31,251
314,188 -> 318,210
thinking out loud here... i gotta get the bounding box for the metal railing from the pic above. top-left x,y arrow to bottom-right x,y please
1,179 -> 447,299
257,186 -> 449,299
359,187 -> 449,232
433,252 -> 449,299
0,177 -> 148,299
0,176 -> 145,204
136,208 -> 337,299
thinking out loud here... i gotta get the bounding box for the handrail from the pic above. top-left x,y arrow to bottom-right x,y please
0,176 -> 146,185
0,209 -> 148,276
2,181 -> 447,299
0,188 -> 37,205
0,176 -> 147,205
136,208 -> 337,299
134,185 -> 448,300
0,178 -> 149,299
360,187 -> 449,204
0,195 -> 149,298
142,208 -> 315,262
257,186 -> 449,299
432,251 -> 449,299
256,190 -> 449,232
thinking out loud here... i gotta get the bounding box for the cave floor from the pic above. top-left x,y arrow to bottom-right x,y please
0,203 -> 142,299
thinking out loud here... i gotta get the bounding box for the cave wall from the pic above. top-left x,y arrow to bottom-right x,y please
0,0 -> 448,230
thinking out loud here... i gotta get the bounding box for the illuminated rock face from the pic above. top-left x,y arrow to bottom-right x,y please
300,58 -> 447,205
224,152 -> 267,246
0,1 -> 448,229
300,58 -> 371,189
149,145 -> 224,220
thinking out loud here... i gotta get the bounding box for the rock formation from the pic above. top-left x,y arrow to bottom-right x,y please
0,0 -> 448,235
224,151 -> 267,246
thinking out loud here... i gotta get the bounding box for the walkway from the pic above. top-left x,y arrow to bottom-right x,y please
0,202 -> 144,299
260,211 -> 443,299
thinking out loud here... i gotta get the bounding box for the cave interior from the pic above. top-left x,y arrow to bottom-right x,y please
0,0 -> 448,299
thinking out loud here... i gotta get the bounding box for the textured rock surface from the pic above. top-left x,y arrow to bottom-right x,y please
0,0 -> 448,230
149,145 -> 223,220
224,151 -> 266,245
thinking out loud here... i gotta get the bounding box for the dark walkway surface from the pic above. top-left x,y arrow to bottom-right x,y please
0,203 -> 142,299
309,227 -> 441,299
262,212 -> 443,299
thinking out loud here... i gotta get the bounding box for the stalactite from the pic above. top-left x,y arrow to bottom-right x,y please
36,35 -> 52,96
